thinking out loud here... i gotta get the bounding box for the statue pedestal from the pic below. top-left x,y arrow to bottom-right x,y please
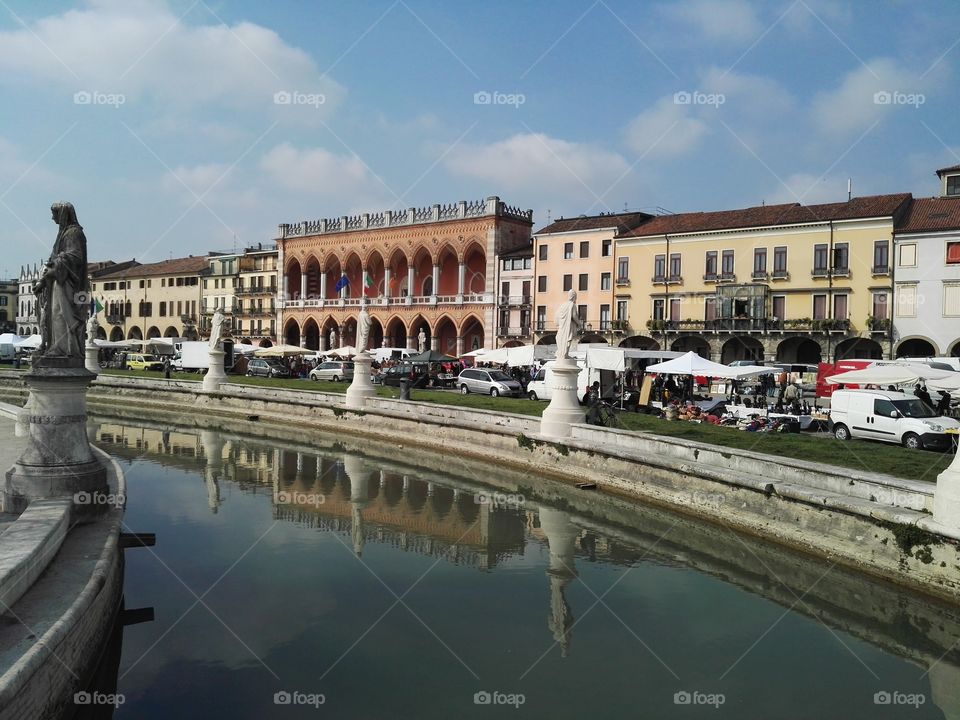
84,343 -> 100,375
4,365 -> 107,517
345,352 -> 376,409
202,348 -> 227,392
539,358 -> 584,440
928,450 -> 960,537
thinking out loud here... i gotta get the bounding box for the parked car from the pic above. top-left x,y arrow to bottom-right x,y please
309,361 -> 355,382
245,358 -> 291,378
382,364 -> 428,388
457,368 -> 522,397
829,389 -> 960,450
125,353 -> 165,372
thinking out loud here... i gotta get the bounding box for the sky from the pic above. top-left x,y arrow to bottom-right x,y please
1,0 -> 958,277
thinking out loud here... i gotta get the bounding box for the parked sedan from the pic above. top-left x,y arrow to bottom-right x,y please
457,368 -> 522,397
381,364 -> 429,388
245,358 -> 291,378
309,361 -> 355,382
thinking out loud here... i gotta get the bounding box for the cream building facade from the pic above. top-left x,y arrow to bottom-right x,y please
531,212 -> 651,346
614,195 -> 911,363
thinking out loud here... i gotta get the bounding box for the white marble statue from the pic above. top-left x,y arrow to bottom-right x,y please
329,328 -> 338,349
555,289 -> 582,360
418,328 -> 426,353
208,308 -> 225,349
85,313 -> 98,346
357,307 -> 371,352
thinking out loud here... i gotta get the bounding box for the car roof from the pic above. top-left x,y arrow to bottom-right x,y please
835,389 -> 919,400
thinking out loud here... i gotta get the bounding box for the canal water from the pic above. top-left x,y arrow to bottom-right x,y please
93,415 -> 960,719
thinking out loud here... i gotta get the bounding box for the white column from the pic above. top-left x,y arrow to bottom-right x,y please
362,268 -> 370,305
432,264 -> 440,297
456,335 -> 464,357
340,273 -> 347,299
282,273 -> 289,300
384,267 -> 392,298
300,274 -> 307,301
457,261 -> 466,298
407,265 -> 415,304
320,272 -> 327,300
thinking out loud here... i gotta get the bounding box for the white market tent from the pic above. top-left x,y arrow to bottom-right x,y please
14,334 -> 42,349
727,365 -> 779,379
644,351 -> 741,378
254,344 -> 312,358
826,363 -> 956,386
372,347 -> 412,363
583,347 -> 683,372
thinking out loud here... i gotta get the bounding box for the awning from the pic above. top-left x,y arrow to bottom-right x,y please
827,364 -> 956,386
645,351 -> 738,378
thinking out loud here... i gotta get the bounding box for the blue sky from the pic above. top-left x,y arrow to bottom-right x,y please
1,0 -> 958,276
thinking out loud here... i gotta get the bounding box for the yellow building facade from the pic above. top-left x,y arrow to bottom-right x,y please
614,195 -> 911,363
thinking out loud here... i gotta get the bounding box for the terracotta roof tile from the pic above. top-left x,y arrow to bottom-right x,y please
620,194 -> 912,238
534,211 -> 652,236
896,197 -> 960,233
97,255 -> 211,279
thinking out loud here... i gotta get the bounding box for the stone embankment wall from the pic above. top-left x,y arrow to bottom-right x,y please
0,371 -> 958,603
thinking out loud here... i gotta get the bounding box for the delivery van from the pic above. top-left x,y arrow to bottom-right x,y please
526,361 -> 614,403
829,389 -> 960,450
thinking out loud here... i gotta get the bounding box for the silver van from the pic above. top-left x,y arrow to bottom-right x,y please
309,361 -> 355,382
457,368 -> 522,397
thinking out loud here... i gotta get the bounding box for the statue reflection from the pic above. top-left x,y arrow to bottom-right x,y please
200,430 -> 224,514
343,455 -> 370,557
537,508 -> 578,658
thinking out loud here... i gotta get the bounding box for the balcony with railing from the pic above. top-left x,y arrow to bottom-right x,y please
236,285 -> 278,296
278,293 -> 494,310
871,265 -> 891,276
643,317 -> 853,334
496,326 -> 532,338
497,295 -> 532,306
615,277 -> 630,287
771,269 -> 789,280
751,270 -> 769,281
106,315 -> 125,325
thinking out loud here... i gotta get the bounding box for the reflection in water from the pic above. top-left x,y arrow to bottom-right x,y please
93,416 -> 960,719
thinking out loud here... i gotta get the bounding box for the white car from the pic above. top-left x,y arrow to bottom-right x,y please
829,389 -> 960,450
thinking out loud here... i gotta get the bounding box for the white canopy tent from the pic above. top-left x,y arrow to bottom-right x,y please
254,344 -> 312,358
14,334 -> 42,349
826,363 -> 956,386
583,347 -> 683,372
372,347 -> 412,363
644,351 -> 742,379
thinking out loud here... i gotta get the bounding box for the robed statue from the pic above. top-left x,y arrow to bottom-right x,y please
418,328 -> 427,353
34,202 -> 88,363
554,289 -> 582,361
208,308 -> 225,349
357,306 -> 371,352
329,328 -> 338,349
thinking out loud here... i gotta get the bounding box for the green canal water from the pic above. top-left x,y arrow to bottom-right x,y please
93,416 -> 960,719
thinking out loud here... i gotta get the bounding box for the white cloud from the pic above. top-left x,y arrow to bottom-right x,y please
624,97 -> 710,158
443,133 -> 629,195
700,67 -> 794,114
810,58 -> 930,135
658,0 -> 765,44
259,143 -> 377,196
0,0 -> 343,118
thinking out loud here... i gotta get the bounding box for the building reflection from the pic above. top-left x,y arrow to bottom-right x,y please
92,419 -> 960,718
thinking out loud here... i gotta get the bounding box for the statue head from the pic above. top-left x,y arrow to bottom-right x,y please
51,202 -> 79,227
568,289 -> 577,302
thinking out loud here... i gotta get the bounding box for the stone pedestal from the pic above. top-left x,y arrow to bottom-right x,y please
84,344 -> 100,375
202,348 -> 227,392
4,365 -> 107,516
539,358 -> 585,439
931,451 -> 960,534
345,351 -> 376,409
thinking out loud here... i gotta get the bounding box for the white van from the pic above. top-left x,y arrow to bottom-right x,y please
527,361 -> 612,403
829,389 -> 960,450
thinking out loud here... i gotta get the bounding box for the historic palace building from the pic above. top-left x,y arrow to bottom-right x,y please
277,197 -> 533,355
614,194 -> 912,364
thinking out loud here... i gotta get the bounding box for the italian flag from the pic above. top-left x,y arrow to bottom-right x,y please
364,274 -> 374,295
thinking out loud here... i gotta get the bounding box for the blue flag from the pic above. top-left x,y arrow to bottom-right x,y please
334,275 -> 349,292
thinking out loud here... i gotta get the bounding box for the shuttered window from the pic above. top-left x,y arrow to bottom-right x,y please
897,285 -> 917,317
944,284 -> 960,316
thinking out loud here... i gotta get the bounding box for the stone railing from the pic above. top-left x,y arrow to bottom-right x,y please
278,197 -> 533,238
